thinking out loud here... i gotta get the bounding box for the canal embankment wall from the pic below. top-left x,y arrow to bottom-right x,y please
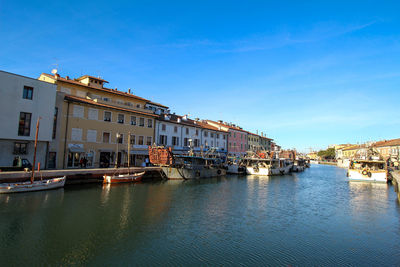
389,170 -> 400,201
0,167 -> 163,184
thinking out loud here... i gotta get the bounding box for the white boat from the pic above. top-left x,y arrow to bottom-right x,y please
0,176 -> 66,194
226,158 -> 246,174
348,159 -> 387,183
310,159 -> 319,164
103,171 -> 145,184
243,158 -> 285,176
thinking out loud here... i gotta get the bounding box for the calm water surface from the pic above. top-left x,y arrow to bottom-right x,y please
1,165 -> 400,266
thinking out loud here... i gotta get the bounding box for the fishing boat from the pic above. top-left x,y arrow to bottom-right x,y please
243,157 -> 293,176
103,132 -> 144,184
347,159 -> 387,183
0,118 -> 66,194
292,158 -> 306,172
149,146 -> 226,180
226,157 -> 246,174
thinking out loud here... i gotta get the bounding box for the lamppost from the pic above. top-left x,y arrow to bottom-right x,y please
115,133 -> 121,168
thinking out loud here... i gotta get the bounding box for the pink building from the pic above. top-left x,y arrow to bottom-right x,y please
206,120 -> 248,156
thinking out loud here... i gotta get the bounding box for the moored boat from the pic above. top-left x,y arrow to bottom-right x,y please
348,159 -> 387,183
149,146 -> 226,180
0,177 -> 66,194
103,171 -> 145,184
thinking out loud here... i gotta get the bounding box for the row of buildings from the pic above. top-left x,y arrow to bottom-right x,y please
0,70 -> 278,169
334,139 -> 400,163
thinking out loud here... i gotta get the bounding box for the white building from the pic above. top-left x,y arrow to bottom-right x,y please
0,70 -> 57,168
155,114 -> 227,154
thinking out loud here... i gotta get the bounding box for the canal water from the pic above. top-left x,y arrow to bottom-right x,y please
1,165 -> 400,266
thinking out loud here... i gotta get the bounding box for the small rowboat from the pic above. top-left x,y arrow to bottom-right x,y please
0,176 -> 66,194
103,172 -> 145,184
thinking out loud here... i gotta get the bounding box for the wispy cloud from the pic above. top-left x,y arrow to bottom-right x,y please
151,20 -> 379,54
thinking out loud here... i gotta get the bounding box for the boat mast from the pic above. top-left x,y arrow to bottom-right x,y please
128,132 -> 130,174
31,118 -> 40,184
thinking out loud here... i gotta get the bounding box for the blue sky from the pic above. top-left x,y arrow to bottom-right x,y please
1,0 -> 400,152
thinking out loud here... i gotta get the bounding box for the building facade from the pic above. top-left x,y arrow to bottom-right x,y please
39,73 -> 160,169
0,70 -> 56,168
155,115 -> 227,154
205,120 -> 248,156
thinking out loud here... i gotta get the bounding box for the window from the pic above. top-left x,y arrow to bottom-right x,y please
210,133 -> 214,138
172,136 -> 179,146
88,108 -> 98,120
186,128 -> 189,135
18,112 -> 31,136
103,97 -> 111,102
223,135 -> 226,140
146,136 -> 152,146
23,86 -> 33,100
241,144 -> 243,150
194,139 -> 200,147
138,136 -> 144,145
234,133 -> 236,138
103,132 -> 110,143
73,105 -> 84,118
14,142 -> 27,154
130,116 -> 136,125
118,114 -> 124,124
52,107 -> 58,139
195,129 -> 199,136
174,126 -> 178,133
204,131 -> 208,137
48,152 -> 56,169
159,135 -> 167,145
130,135 -> 136,145
71,128 -> 82,141
87,130 -> 97,142
216,141 -> 219,147
184,138 -> 189,146
136,104 -> 141,108
117,134 -> 123,144
104,111 -> 111,122
216,134 -> 219,139
147,119 -> 153,128
229,142 -> 231,148
139,118 -> 145,127
162,124 -> 166,131
211,141 -> 213,147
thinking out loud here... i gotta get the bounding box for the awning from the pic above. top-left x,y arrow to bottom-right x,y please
69,147 -> 85,153
130,150 -> 148,155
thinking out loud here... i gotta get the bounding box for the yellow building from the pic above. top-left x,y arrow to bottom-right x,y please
39,73 -> 163,169
341,144 -> 365,159
307,152 -> 318,160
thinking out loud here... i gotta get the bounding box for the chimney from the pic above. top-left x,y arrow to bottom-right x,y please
66,76 -> 70,80
128,88 -> 131,94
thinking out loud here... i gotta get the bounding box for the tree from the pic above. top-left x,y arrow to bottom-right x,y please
317,148 -> 335,160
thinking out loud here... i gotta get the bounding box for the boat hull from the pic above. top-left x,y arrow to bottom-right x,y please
161,167 -> 226,180
103,172 -> 144,184
227,164 -> 246,174
0,176 -> 66,194
348,169 -> 387,183
246,166 -> 271,176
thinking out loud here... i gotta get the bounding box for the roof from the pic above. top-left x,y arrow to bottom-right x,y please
373,138 -> 400,148
342,144 -> 366,151
41,73 -> 150,102
147,101 -> 169,109
76,75 -> 109,83
64,95 -> 158,117
206,120 -> 248,133
157,114 -> 227,133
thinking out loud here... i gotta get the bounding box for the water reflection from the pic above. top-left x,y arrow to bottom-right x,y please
0,167 -> 399,266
